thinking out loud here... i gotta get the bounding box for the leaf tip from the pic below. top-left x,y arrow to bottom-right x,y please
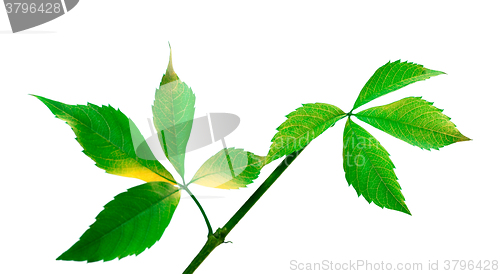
160,43 -> 179,86
395,203 -> 412,215
56,252 -> 69,261
435,69 -> 446,75
30,94 -> 43,100
460,136 -> 472,142
427,68 -> 446,76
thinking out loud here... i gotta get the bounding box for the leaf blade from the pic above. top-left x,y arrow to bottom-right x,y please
57,182 -> 181,262
352,60 -> 444,110
266,103 -> 345,164
33,95 -> 176,184
355,97 -> 470,150
152,49 -> 195,179
190,148 -> 264,189
343,118 -> 410,215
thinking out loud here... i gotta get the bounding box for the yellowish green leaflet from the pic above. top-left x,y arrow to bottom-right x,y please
152,48 -> 195,179
266,103 -> 345,165
33,95 -> 176,184
190,148 -> 265,189
355,97 -> 470,150
352,60 -> 444,111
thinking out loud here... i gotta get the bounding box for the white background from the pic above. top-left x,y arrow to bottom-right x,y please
1,1 -> 499,273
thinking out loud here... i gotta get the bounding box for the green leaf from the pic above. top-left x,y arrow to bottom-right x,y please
190,148 -> 265,189
266,103 -> 345,164
32,95 -> 176,184
57,182 -> 181,262
343,118 -> 410,215
355,97 -> 470,150
152,48 -> 196,179
352,60 -> 445,111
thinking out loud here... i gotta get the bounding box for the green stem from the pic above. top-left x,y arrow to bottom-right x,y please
181,185 -> 214,236
182,148 -> 305,274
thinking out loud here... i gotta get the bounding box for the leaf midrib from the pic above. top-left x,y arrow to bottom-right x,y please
154,81 -> 193,177
354,112 -> 465,139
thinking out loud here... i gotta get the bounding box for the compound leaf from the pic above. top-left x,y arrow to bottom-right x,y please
153,47 -> 195,179
352,60 -> 444,110
343,118 -> 410,215
57,181 -> 181,262
355,97 -> 470,150
190,148 -> 265,189
266,103 -> 345,164
33,95 -> 176,184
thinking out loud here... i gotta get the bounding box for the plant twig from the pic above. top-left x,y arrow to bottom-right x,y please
182,147 -> 305,274
182,185 -> 214,236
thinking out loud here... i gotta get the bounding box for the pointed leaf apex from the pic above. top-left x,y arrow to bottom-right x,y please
428,69 -> 446,76
160,45 -> 180,86
31,94 -> 45,101
459,136 -> 472,142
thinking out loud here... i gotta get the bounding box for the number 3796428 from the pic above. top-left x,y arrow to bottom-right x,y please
5,2 -> 62,14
